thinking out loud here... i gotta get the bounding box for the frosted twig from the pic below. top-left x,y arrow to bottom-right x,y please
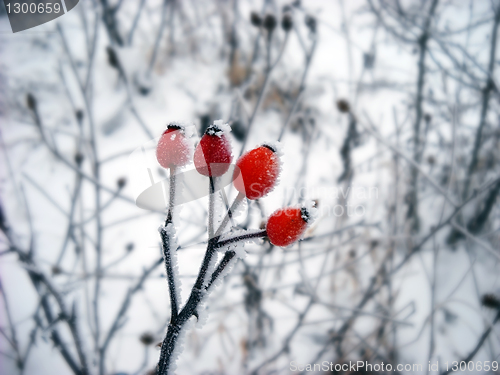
214,192 -> 245,237
360,113 -> 458,208
277,34 -> 317,141
128,0 -> 147,45
100,257 -> 163,369
149,0 -> 171,75
240,27 -> 290,156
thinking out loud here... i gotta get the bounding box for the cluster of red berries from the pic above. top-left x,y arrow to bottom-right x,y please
156,121 -> 314,247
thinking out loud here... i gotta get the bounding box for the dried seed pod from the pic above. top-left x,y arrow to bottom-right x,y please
116,177 -> 127,189
482,294 -> 500,310
281,13 -> 293,32
250,12 -> 262,27
74,152 -> 84,166
305,15 -> 316,33
26,93 -> 36,110
336,99 -> 350,113
263,14 -> 277,32
106,46 -> 119,69
75,109 -> 84,123
140,332 -> 155,346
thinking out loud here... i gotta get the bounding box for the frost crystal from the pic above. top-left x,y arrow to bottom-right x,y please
195,300 -> 210,328
263,140 -> 284,158
206,120 -> 231,137
228,195 -> 247,220
202,249 -> 219,289
157,122 -> 196,169
164,121 -> 195,138
219,228 -> 263,257
302,200 -> 318,225
206,254 -> 239,293
170,172 -> 184,221
262,140 -> 284,187
167,319 -> 194,374
212,189 -> 225,233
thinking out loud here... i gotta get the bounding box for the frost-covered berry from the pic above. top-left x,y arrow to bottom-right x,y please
156,123 -> 192,169
233,144 -> 280,200
194,121 -> 232,177
266,206 -> 312,247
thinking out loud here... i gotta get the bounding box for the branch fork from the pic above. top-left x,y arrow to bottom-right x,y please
156,173 -> 265,374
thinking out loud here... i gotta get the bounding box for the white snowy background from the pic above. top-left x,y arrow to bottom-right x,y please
0,0 -> 499,374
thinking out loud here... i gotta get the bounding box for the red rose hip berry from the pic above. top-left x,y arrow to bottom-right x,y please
194,121 -> 233,177
266,206 -> 311,247
156,123 -> 192,169
234,144 -> 280,200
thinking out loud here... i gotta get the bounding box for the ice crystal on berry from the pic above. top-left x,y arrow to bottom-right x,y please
233,143 -> 282,200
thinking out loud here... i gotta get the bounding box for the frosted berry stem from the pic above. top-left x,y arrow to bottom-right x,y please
161,167 -> 179,321
208,176 -> 216,238
165,167 -> 176,226
214,192 -> 245,237
207,230 -> 267,290
214,230 -> 267,249
159,226 -> 179,322
156,228 -> 267,374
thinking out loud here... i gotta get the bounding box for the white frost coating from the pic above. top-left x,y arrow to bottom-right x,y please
181,124 -> 196,139
182,126 -> 196,161
170,172 -> 185,222
228,195 -> 247,220
168,319 -> 194,374
271,142 -> 284,187
258,140 -> 284,196
212,189 -> 225,234
206,254 -> 239,292
159,224 -> 182,307
163,121 -> 197,160
263,140 -> 284,158
202,249 -> 219,289
302,200 -> 318,225
207,120 -> 231,137
195,300 -> 209,328
219,228 -> 263,258
163,121 -> 195,138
